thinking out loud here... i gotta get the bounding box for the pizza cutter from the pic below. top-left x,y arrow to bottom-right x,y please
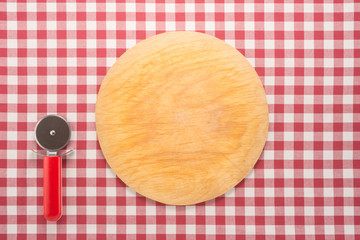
34,114 -> 72,221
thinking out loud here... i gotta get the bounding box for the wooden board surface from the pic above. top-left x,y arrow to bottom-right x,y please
96,31 -> 268,205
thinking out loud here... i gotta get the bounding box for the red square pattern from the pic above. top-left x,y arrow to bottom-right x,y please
0,0 -> 359,239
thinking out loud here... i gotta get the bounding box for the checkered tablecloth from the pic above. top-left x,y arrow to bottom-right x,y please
0,0 -> 359,239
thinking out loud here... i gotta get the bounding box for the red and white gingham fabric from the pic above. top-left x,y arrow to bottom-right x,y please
0,0 -> 359,239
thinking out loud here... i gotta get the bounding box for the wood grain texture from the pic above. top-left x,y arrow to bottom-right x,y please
96,31 -> 268,205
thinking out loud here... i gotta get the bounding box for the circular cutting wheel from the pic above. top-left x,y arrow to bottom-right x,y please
96,31 -> 268,205
35,114 -> 71,152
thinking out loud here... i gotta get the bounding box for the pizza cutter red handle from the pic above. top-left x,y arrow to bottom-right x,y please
43,156 -> 62,221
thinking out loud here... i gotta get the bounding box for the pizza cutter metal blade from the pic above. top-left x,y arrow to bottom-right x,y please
34,114 -> 71,221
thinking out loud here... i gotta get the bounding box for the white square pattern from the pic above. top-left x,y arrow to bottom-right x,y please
0,2 -> 357,238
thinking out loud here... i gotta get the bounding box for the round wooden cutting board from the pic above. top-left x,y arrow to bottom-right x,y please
96,31 -> 268,205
